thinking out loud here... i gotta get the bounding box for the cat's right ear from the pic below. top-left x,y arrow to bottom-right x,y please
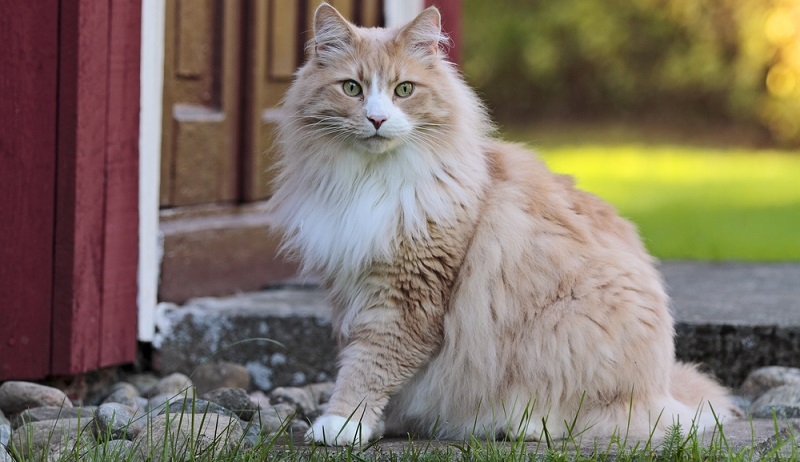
313,3 -> 355,63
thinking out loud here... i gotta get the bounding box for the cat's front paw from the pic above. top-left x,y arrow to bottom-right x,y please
305,414 -> 373,446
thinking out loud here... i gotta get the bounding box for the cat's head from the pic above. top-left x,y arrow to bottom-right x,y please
282,4 -> 473,156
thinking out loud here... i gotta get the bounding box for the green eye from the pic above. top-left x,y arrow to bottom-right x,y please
395,82 -> 414,97
342,80 -> 362,96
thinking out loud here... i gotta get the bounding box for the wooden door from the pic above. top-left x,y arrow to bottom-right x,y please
160,0 -> 242,207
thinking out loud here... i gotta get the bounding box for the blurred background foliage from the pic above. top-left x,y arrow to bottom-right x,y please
462,0 -> 800,146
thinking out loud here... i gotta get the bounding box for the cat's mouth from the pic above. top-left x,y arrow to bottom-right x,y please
361,133 -> 400,153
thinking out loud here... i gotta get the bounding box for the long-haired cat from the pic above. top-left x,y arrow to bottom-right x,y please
269,4 -> 738,446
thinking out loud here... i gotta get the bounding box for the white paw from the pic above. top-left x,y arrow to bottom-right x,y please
305,414 -> 373,446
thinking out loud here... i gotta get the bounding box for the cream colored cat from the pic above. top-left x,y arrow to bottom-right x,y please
269,4 -> 738,446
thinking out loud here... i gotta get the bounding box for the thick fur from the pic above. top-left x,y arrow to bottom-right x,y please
269,4 -> 739,446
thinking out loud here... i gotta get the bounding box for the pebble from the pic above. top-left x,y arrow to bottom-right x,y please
202,387 -> 259,420
740,366 -> 800,399
0,381 -> 73,414
305,381 -> 335,405
15,360 -> 800,457
11,418 -> 94,461
749,384 -> 800,419
10,405 -> 95,429
0,410 -> 10,447
268,386 -> 317,417
148,372 -> 193,397
146,390 -> 193,415
158,398 -> 235,419
192,362 -> 252,394
252,406 -> 309,436
249,390 -> 270,408
125,372 -> 160,396
87,439 -> 136,459
133,413 -> 243,462
102,382 -> 142,408
92,402 -> 145,440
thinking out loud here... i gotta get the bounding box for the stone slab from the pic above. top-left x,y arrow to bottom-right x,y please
154,263 -> 800,390
153,288 -> 336,391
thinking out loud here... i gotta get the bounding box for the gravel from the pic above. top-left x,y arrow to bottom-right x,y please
0,367 -> 331,460
1,363 -> 799,460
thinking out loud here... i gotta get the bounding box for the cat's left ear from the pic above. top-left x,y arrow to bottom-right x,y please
397,7 -> 447,58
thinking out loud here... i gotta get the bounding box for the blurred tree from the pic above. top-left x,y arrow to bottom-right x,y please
463,0 -> 800,146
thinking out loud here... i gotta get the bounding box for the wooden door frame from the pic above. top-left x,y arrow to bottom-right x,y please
138,0 -> 167,343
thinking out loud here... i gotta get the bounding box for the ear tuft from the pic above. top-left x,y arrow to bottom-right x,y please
397,7 -> 448,58
313,3 -> 355,61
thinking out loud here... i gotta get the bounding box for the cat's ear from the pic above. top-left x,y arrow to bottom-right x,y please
313,3 -> 355,62
397,7 -> 447,58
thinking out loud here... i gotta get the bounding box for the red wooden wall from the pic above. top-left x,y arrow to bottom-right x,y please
0,0 -> 141,380
426,0 -> 462,63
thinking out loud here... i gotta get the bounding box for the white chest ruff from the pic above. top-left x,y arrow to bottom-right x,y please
274,145 -> 474,276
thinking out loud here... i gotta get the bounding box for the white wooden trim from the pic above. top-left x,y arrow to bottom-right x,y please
137,0 -> 166,342
384,0 -> 425,27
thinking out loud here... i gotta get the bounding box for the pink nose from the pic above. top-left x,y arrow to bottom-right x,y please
368,115 -> 387,130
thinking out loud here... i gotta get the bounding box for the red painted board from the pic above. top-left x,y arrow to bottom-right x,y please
100,0 -> 142,368
0,1 -> 60,380
426,0 -> 461,64
51,0 -> 110,375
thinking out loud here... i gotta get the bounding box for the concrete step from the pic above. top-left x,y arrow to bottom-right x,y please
153,262 -> 800,390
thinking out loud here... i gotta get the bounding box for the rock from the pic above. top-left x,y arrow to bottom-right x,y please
93,402 -> 145,440
0,411 -> 10,447
239,420 -> 262,449
11,406 -> 95,429
0,381 -> 73,414
154,289 -> 336,389
305,382 -> 335,405
249,390 -> 270,409
252,404 -> 303,435
0,448 -> 11,462
158,398 -> 235,419
271,402 -> 299,422
201,387 -> 258,421
125,372 -> 160,396
148,372 -> 194,397
102,382 -> 142,408
268,386 -> 317,417
147,390 -> 193,415
750,384 -> 800,418
134,413 -> 243,462
86,439 -> 136,459
192,362 -> 251,395
740,366 -> 800,399
252,408 -> 290,435
730,395 -> 752,415
11,418 -> 94,461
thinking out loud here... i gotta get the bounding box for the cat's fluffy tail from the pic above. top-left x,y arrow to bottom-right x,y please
670,362 -> 742,428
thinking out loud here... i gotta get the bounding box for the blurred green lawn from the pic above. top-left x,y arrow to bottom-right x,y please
504,123 -> 800,261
